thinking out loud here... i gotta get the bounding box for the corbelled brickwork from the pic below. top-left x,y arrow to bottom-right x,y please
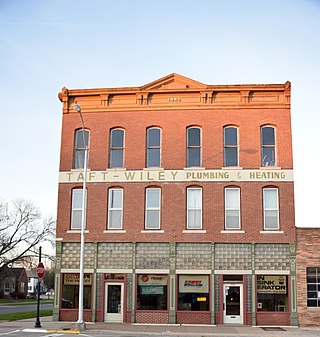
215,243 -> 252,270
136,243 -> 169,269
97,243 -> 132,269
61,242 -> 95,269
255,244 -> 290,270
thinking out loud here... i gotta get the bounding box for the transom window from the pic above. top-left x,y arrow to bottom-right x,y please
74,129 -> 89,169
187,127 -> 201,167
71,189 -> 87,229
307,268 -> 320,307
263,188 -> 279,230
109,129 -> 124,168
225,188 -> 240,229
261,126 -> 276,167
108,188 -> 123,229
145,188 -> 161,229
146,128 -> 161,167
224,126 -> 238,167
187,187 -> 202,229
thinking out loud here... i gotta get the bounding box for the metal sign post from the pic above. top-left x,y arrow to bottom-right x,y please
34,246 -> 44,328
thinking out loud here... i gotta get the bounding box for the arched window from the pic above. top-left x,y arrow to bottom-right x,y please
145,187 -> 161,229
187,127 -> 201,167
146,127 -> 161,167
109,128 -> 125,168
74,129 -> 89,169
225,187 -> 240,229
224,126 -> 238,167
261,126 -> 276,167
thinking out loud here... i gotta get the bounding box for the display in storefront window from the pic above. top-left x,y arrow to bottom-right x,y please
61,273 -> 92,309
178,275 -> 209,311
256,275 -> 288,312
137,274 -> 167,310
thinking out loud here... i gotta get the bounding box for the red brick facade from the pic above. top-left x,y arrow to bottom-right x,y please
54,74 -> 296,326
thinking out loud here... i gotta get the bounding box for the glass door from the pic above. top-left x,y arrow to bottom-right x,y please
223,284 -> 243,324
104,283 -> 124,322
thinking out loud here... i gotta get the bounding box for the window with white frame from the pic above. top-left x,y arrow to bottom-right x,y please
187,187 -> 202,229
225,188 -> 240,229
261,126 -> 276,167
71,189 -> 87,229
146,128 -> 161,167
263,188 -> 279,230
109,128 -> 124,168
307,268 -> 320,307
74,129 -> 89,169
145,188 -> 161,229
108,188 -> 123,229
224,126 -> 238,167
187,127 -> 201,167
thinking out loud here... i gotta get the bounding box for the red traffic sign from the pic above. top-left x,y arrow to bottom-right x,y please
37,262 -> 45,281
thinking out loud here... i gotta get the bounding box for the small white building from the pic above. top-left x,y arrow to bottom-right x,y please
27,270 -> 38,293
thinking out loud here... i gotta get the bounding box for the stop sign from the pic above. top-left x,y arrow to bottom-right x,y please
37,262 -> 45,281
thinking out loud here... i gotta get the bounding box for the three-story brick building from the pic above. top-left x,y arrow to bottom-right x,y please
54,74 -> 296,326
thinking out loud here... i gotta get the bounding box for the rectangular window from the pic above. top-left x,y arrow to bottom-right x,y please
257,275 -> 288,312
146,128 -> 161,167
109,129 -> 124,168
225,188 -> 240,229
307,268 -> 320,307
187,187 -> 202,229
145,188 -> 161,229
263,188 -> 279,230
224,127 -> 238,167
178,275 -> 209,311
108,188 -> 123,229
71,189 -> 86,229
137,274 -> 167,310
62,274 -> 92,309
187,127 -> 201,167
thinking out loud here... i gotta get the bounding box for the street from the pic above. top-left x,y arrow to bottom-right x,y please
0,303 -> 53,315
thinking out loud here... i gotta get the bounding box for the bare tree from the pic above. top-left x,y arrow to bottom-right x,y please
0,199 -> 55,267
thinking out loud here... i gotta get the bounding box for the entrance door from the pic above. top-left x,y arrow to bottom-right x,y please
104,283 -> 124,322
223,284 -> 243,324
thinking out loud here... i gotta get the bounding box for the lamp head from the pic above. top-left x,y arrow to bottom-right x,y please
72,103 -> 81,112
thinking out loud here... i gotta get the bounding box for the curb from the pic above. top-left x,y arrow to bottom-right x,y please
47,329 -> 80,334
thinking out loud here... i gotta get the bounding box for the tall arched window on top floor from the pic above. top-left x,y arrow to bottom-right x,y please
109,128 -> 125,168
74,129 -> 90,169
187,127 -> 201,167
261,126 -> 276,167
224,126 -> 238,167
146,127 -> 161,168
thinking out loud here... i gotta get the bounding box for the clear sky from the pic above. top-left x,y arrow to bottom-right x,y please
0,0 -> 319,227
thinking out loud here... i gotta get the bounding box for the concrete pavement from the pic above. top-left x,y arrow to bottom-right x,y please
2,316 -> 320,336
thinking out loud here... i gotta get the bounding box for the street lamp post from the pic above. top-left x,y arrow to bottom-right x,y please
73,103 -> 87,331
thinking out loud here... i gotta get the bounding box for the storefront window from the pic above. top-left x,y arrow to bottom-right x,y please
61,274 -> 92,309
256,275 -> 288,312
137,274 -> 167,310
178,275 -> 209,311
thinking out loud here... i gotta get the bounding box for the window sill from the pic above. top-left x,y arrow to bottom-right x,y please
143,167 -> 164,171
106,168 -> 126,171
222,167 -> 243,170
103,230 -> 127,233
71,168 -> 91,172
221,230 -> 245,233
141,230 -> 164,233
184,167 -> 206,170
259,166 -> 282,170
67,230 -> 89,233
183,230 -> 206,233
260,230 -> 284,234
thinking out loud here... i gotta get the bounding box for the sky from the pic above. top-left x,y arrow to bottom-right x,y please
0,0 -> 319,228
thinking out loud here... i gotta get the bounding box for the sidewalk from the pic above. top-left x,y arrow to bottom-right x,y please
2,316 -> 320,336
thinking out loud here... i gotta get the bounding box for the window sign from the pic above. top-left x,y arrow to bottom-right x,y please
179,275 -> 209,293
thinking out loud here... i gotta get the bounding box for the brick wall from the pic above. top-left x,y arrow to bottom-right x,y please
296,228 -> 320,326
